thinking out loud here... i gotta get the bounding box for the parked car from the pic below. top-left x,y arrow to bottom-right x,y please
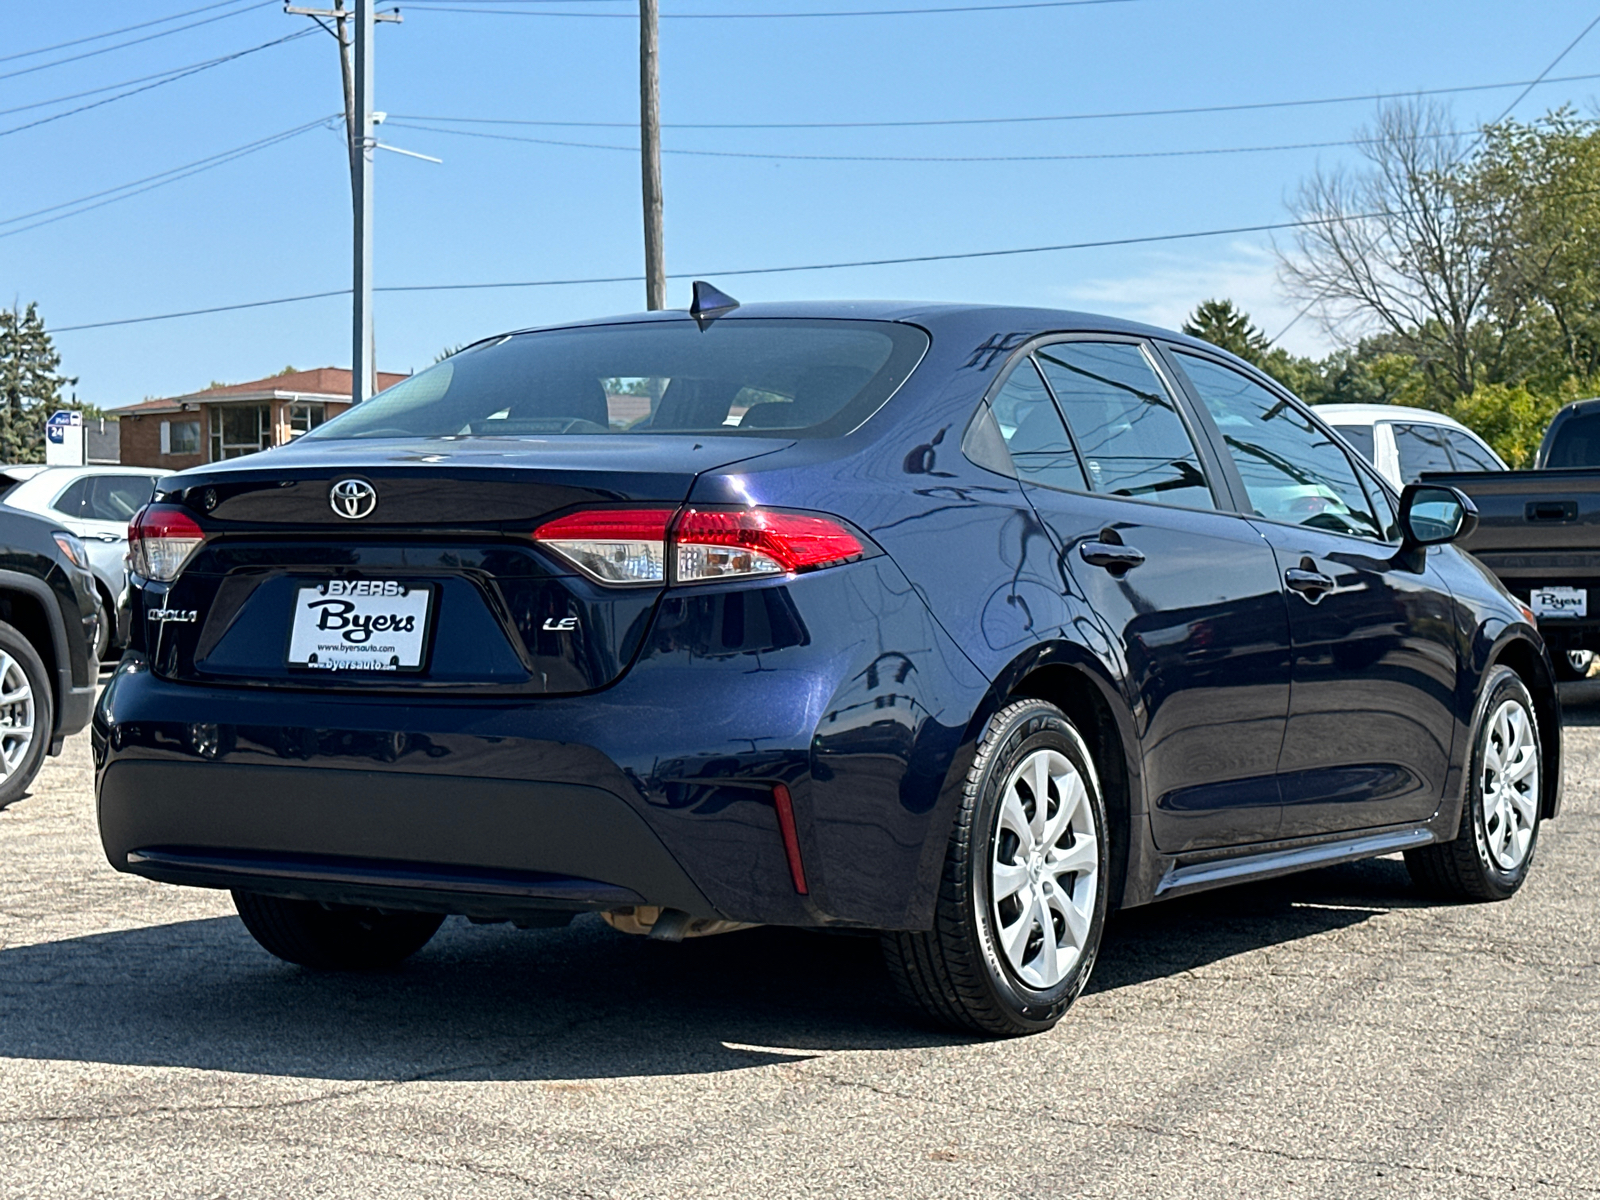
1385,400 -> 1600,682
94,296 -> 1561,1036
1534,396 -> 1600,467
1,465 -> 164,658
1410,461 -> 1600,679
0,503 -> 99,807
1317,404 -> 1507,486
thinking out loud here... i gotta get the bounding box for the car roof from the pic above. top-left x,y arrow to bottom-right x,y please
2,464 -> 162,480
1314,404 -> 1479,431
483,300 -> 1240,358
0,464 -> 49,486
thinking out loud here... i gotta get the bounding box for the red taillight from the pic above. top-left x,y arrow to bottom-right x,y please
675,508 -> 865,582
532,505 -> 868,586
128,505 -> 205,583
533,507 -> 674,585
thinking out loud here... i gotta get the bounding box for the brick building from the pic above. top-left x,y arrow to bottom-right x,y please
113,367 -> 406,470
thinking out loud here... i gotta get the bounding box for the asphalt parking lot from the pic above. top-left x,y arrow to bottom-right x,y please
2,691 -> 1597,1199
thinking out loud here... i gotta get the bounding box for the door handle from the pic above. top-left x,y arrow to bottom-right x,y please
1285,565 -> 1335,601
1079,541 -> 1146,572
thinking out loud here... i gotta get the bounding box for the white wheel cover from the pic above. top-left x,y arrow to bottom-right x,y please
1478,698 -> 1539,871
981,746 -> 1099,990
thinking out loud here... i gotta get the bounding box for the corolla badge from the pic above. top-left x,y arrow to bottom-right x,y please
329,478 -> 378,520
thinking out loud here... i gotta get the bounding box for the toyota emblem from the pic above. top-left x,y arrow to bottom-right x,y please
329,478 -> 378,520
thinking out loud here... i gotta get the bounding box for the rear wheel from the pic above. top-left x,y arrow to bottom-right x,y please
881,699 -> 1108,1036
232,891 -> 445,969
0,621 -> 52,811
1406,666 -> 1543,901
1552,649 -> 1593,682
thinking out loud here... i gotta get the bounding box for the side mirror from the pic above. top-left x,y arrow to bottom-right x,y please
1399,483 -> 1478,548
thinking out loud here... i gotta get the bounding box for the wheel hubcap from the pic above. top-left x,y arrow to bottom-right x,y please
0,650 -> 35,781
984,746 -> 1099,990
1479,698 -> 1539,871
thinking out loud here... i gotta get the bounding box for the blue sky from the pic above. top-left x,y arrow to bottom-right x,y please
5,0 -> 1600,406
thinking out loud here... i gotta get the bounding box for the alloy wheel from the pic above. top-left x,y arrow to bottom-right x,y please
984,746 -> 1099,990
0,650 -> 35,781
1479,698 -> 1540,871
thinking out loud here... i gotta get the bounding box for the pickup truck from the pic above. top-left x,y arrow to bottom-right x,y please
1420,467 -> 1600,678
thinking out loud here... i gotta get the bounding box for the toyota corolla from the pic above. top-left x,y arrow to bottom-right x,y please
93,290 -> 1561,1036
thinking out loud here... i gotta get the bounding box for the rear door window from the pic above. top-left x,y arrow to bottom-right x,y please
50,478 -> 89,519
1034,341 -> 1215,510
1390,423 -> 1457,481
989,358 -> 1086,491
84,476 -> 156,524
1178,354 -> 1386,540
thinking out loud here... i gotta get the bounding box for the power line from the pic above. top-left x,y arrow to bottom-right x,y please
403,0 -> 1145,16
389,70 -> 1600,133
0,0 -> 267,64
0,0 -> 280,84
0,30 -> 318,140
0,32 -> 316,119
0,118 -> 337,239
1485,12 -> 1600,129
386,118 -> 1470,163
51,210 -> 1416,333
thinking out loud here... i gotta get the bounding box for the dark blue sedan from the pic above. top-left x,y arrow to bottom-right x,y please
95,291 -> 1561,1036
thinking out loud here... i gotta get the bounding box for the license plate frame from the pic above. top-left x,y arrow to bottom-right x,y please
285,578 -> 435,673
1530,585 -> 1587,620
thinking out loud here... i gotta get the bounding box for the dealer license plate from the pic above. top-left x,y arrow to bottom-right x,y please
287,580 -> 432,671
1530,585 -> 1587,619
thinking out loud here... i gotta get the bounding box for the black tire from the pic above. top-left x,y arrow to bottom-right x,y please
1405,666 -> 1543,902
232,891 -> 445,970
92,595 -> 112,661
1552,649 -> 1592,682
0,619 -> 54,811
881,699 -> 1110,1037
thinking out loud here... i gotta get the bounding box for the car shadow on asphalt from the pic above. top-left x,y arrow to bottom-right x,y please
0,855 -> 1434,1082
1557,678 -> 1600,723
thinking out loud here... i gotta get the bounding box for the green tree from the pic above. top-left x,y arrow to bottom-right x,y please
1183,298 -> 1272,364
1473,108 -> 1600,388
0,302 -> 75,463
1449,379 -> 1574,467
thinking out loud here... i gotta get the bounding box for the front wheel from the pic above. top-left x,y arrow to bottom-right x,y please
232,891 -> 445,969
0,621 -> 53,811
1405,666 -> 1543,901
881,699 -> 1109,1036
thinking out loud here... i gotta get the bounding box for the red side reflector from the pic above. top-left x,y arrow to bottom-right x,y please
675,508 -> 865,575
772,782 -> 808,895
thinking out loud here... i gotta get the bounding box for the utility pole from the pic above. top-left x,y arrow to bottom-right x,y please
286,1 -> 401,401
352,0 -> 374,401
640,0 -> 665,311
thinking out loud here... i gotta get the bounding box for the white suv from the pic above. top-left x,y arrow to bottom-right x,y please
1,465 -> 163,657
1316,404 -> 1506,487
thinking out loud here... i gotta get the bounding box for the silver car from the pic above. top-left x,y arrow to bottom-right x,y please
1,465 -> 163,658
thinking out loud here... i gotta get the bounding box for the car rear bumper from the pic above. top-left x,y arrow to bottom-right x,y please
99,759 -> 715,918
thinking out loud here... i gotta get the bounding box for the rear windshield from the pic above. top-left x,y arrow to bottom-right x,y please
307,318 -> 929,441
1545,411 -> 1600,468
